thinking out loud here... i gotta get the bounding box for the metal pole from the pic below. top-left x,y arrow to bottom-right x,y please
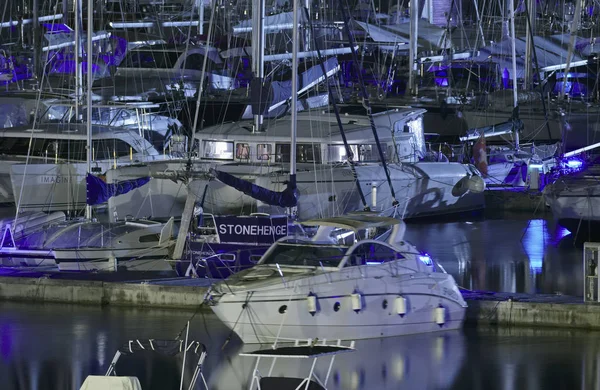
32,0 -> 40,80
291,0 -> 298,179
560,0 -> 582,100
252,0 -> 266,132
85,0 -> 93,220
523,0 -> 535,88
63,0 -> 68,24
408,0 -> 419,94
509,0 -> 519,150
198,0 -> 204,35
179,321 -> 190,390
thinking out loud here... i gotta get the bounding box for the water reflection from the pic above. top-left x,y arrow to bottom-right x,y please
209,331 -> 466,389
404,214 -> 584,296
2,302 -> 600,389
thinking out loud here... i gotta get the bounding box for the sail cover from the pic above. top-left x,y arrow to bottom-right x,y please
211,169 -> 298,208
86,174 -> 150,205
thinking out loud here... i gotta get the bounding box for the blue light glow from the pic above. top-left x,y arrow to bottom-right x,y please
419,255 -> 433,266
521,219 -> 550,273
565,159 -> 583,169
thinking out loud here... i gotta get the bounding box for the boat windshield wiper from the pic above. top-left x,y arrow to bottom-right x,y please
275,263 -> 288,288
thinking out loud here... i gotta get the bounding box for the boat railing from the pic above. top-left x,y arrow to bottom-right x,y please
240,338 -> 355,390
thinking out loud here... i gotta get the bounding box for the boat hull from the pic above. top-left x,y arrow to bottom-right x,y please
10,162 -> 117,212
210,269 -> 466,344
255,162 -> 485,220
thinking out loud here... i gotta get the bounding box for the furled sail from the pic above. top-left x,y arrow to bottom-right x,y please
86,174 -> 150,205
210,169 -> 298,208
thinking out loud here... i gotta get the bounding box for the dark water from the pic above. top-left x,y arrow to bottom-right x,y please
0,301 -> 599,390
0,209 -> 592,389
404,212 -> 583,297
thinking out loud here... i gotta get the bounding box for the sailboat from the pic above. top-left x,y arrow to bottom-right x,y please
204,0 -> 485,221
0,0 -> 176,272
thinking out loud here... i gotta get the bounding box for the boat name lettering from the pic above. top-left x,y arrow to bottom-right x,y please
39,175 -> 72,184
218,224 -> 287,236
213,216 -> 288,244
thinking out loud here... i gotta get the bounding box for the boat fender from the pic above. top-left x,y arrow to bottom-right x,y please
435,305 -> 446,327
395,296 -> 407,317
351,291 -> 362,313
307,293 -> 318,316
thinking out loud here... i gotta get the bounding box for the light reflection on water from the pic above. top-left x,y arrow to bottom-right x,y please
404,213 -> 583,296
1,302 -> 600,390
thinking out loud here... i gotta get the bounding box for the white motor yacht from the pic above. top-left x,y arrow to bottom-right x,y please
207,214 -> 467,344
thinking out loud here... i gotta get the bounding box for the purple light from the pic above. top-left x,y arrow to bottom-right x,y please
566,159 -> 583,169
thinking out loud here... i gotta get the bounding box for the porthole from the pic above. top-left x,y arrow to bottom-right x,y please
334,302 -> 341,312
278,305 -> 287,314
382,299 -> 388,309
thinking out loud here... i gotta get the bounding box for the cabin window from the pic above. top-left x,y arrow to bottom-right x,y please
261,243 -> 345,267
347,243 -> 402,266
83,107 -> 113,123
183,53 -> 210,71
327,144 -> 387,163
58,140 -> 86,160
139,234 -> 160,243
202,140 -> 234,160
257,144 -> 272,161
275,143 -> 321,163
235,143 -> 250,160
92,139 -> 135,160
219,253 -> 236,262
0,137 -> 42,156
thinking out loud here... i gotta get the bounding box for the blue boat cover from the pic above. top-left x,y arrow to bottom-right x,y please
211,169 -> 298,208
86,174 -> 150,205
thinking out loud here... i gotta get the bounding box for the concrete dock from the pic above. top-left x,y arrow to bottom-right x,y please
0,272 -> 599,331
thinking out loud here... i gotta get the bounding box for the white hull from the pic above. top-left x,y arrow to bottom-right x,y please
256,162 -> 484,219
10,162 -> 113,212
211,267 -> 466,344
104,161 -> 276,221
0,215 -> 174,272
54,245 -> 172,272
106,161 -> 484,221
543,171 -> 600,233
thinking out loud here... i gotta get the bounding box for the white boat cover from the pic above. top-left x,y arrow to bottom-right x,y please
79,376 -> 142,390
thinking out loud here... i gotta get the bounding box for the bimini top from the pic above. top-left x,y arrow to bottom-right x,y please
300,214 -> 401,232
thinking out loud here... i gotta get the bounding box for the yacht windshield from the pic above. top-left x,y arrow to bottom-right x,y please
262,243 -> 346,267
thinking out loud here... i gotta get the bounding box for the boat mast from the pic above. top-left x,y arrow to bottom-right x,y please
85,0 -> 93,220
560,0 -> 582,100
290,0 -> 298,197
75,0 -> 84,110
523,0 -> 535,88
252,0 -> 266,132
408,0 -> 418,95
508,0 -> 519,150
